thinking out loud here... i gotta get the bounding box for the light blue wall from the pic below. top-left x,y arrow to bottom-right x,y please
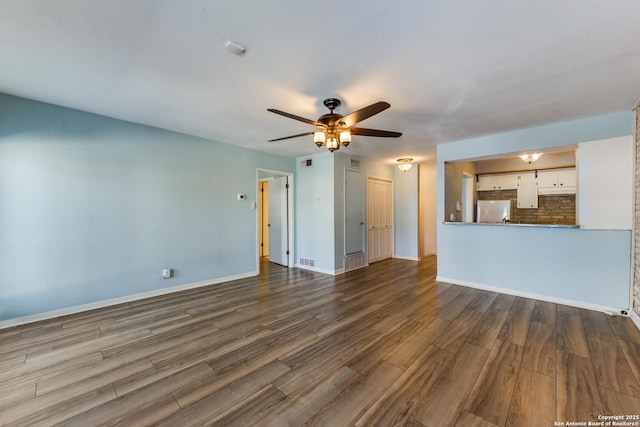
295,152 -> 394,272
437,111 -> 634,309
394,165 -> 420,259
295,152 -> 336,271
333,153 -> 394,269
0,94 -> 295,321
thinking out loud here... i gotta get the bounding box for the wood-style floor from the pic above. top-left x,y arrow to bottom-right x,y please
1,256 -> 640,426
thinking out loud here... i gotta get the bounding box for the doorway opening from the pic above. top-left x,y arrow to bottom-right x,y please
257,169 -> 294,272
462,173 -> 475,223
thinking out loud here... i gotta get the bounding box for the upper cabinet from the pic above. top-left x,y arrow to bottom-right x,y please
478,168 -> 576,198
477,173 -> 519,191
537,168 -> 576,189
516,173 -> 538,209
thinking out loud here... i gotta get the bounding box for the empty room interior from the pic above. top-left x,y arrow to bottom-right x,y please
2,2 -> 640,426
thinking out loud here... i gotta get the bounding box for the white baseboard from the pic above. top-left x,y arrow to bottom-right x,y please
295,264 -> 344,276
0,271 -> 258,330
630,310 -> 640,331
436,276 -> 629,314
393,255 -> 421,261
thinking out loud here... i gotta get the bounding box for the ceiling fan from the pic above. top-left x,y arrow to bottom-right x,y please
267,98 -> 402,152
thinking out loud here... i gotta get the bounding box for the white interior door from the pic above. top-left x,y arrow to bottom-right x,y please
268,176 -> 288,266
368,178 -> 393,264
345,169 -> 365,255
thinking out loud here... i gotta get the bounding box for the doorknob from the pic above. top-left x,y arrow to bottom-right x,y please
360,222 -> 364,225
268,224 -> 271,227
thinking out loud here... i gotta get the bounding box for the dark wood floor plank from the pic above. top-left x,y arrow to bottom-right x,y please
455,410 -> 499,427
300,360 -> 404,426
274,326 -> 381,398
36,355 -> 153,396
0,256 -> 638,426
157,360 -> 291,426
0,384 -> 34,411
464,339 -> 524,426
556,312 -> 589,357
54,393 -> 181,427
368,296 -> 422,333
580,309 -> 615,334
432,309 -> 484,354
465,308 -> 509,350
556,350 -> 603,422
497,303 -> 533,346
412,343 -> 489,426
0,384 -> 116,427
521,320 -> 556,377
384,317 -> 450,370
607,315 -> 640,344
257,366 -> 358,427
57,362 -> 214,426
207,385 -> 287,427
599,386 -> 640,417
618,339 -> 640,387
531,300 -> 556,325
465,291 -> 498,313
355,345 -> 453,427
146,321 -> 270,372
0,352 -> 104,398
585,331 -> 640,398
347,318 -> 424,374
506,368 -> 555,427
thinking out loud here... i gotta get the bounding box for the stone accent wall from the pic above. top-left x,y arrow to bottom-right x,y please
478,189 -> 576,225
634,109 -> 640,318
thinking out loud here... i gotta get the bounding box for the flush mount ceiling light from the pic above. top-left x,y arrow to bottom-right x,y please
267,98 -> 401,152
397,158 -> 414,171
224,40 -> 246,55
520,152 -> 542,164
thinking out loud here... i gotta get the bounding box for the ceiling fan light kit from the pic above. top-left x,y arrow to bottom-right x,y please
267,98 -> 402,152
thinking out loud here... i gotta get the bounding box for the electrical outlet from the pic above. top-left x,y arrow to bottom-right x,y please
162,269 -> 173,279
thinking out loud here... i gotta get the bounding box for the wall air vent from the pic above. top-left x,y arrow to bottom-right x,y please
299,257 -> 315,267
350,159 -> 361,169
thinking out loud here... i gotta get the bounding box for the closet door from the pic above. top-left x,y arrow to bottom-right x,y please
367,178 -> 393,264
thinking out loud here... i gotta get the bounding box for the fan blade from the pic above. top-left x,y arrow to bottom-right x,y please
267,109 -> 323,127
268,131 -> 316,142
350,127 -> 402,138
340,101 -> 390,127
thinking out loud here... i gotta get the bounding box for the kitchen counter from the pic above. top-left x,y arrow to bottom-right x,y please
443,221 -> 579,228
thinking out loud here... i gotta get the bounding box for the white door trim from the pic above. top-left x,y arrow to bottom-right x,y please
256,168 -> 294,270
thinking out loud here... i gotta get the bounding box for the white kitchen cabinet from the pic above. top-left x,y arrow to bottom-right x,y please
537,168 -> 576,188
477,175 -> 497,191
557,169 -> 576,187
477,173 -> 519,191
517,173 -> 538,208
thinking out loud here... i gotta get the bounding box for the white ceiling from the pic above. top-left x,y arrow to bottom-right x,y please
2,1 -> 639,165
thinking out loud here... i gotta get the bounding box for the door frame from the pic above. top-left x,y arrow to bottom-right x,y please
367,175 -> 394,263
344,167 -> 366,256
256,168 -> 294,271
462,172 -> 475,223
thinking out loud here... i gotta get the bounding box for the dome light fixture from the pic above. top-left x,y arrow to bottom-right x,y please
397,158 -> 414,172
519,152 -> 542,164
